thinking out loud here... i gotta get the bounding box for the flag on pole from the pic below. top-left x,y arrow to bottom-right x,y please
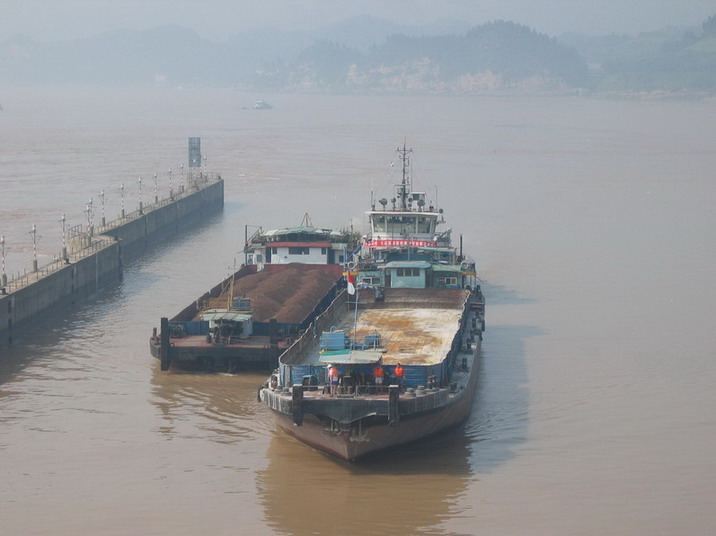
347,272 -> 356,295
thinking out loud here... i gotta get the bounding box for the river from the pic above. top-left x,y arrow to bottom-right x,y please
1,88 -> 715,535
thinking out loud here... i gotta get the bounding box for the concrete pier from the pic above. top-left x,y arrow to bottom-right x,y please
0,174 -> 224,345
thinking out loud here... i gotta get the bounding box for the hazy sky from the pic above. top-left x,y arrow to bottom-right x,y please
2,0 -> 716,41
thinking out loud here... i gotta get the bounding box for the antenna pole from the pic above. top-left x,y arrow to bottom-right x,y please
397,142 -> 412,211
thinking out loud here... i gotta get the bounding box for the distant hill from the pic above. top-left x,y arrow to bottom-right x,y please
559,17 -> 716,94
271,21 -> 589,93
2,15 -> 716,95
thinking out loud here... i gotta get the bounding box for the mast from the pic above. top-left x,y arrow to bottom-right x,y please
397,142 -> 413,211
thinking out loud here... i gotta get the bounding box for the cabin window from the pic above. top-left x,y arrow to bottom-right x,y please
386,216 -> 416,235
437,276 -> 458,285
256,254 -> 262,263
396,268 -> 420,277
372,216 -> 386,232
417,217 -> 432,233
288,247 -> 310,255
271,247 -> 277,254
321,247 -> 327,254
361,276 -> 381,285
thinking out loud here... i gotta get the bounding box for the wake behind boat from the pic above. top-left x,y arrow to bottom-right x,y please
258,144 -> 485,461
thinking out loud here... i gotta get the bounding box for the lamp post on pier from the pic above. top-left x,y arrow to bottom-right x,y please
59,214 -> 68,262
87,197 -> 94,236
138,176 -> 143,213
30,224 -> 38,272
168,168 -> 173,199
99,190 -> 106,227
1,235 -> 7,288
120,182 -> 125,219
180,163 -> 184,193
153,172 -> 158,204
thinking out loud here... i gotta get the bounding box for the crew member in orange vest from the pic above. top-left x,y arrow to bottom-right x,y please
327,364 -> 340,397
373,363 -> 385,393
394,363 -> 405,389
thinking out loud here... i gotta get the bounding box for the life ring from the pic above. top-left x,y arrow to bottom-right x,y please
347,261 -> 356,270
460,261 -> 469,270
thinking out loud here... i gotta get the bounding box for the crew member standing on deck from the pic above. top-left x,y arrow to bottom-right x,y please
394,362 -> 404,390
327,364 -> 339,397
373,363 -> 385,393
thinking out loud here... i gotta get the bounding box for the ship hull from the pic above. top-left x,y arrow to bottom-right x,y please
267,345 -> 480,462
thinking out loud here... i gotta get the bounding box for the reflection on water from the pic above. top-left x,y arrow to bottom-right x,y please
258,428 -> 474,536
466,322 -> 540,474
256,301 -> 538,536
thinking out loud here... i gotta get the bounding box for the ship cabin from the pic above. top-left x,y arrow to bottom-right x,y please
245,225 -> 352,270
359,192 -> 474,290
358,255 -> 472,291
362,191 -> 451,263
197,296 -> 254,344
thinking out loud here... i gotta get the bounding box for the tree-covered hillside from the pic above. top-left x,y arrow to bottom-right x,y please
264,21 -> 590,92
562,15 -> 716,94
3,15 -> 716,96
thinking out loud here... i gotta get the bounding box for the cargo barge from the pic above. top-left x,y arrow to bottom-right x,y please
258,145 -> 485,461
150,221 -> 357,372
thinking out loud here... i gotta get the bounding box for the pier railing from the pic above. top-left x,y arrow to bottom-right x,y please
1,236 -> 116,293
1,173 -> 222,295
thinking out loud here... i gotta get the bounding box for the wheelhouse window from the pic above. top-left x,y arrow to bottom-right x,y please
417,217 -> 432,233
288,247 -> 310,255
396,268 -> 420,277
372,215 -> 386,232
387,216 -> 417,235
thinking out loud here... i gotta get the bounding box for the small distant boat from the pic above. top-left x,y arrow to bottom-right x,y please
254,100 -> 272,110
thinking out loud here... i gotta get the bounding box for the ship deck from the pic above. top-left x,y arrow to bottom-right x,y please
195,264 -> 342,324
168,334 -> 289,351
348,307 -> 463,365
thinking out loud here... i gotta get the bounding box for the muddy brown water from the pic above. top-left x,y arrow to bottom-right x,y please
1,88 -> 715,535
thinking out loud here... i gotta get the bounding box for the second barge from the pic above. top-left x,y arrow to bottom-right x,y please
151,221 -> 357,372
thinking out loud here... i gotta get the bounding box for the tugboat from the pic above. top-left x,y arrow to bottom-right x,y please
258,144 -> 485,461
